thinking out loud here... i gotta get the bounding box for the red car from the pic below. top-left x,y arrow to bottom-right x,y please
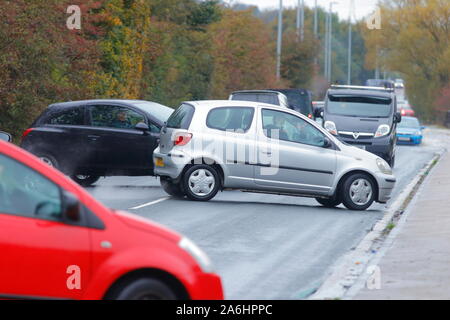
399,101 -> 415,117
0,139 -> 223,300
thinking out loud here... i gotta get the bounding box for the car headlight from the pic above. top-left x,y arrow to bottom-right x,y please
179,237 -> 214,273
375,124 -> 391,138
324,121 -> 337,135
376,158 -> 392,175
375,125 -> 390,138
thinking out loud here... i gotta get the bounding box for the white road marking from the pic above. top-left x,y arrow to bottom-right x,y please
129,196 -> 170,210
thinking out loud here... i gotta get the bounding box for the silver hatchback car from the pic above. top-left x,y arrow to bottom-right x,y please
153,101 -> 396,210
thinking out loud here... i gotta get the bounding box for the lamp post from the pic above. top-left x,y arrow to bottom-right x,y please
276,0 -> 283,80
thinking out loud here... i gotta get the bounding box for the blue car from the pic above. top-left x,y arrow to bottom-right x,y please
396,116 -> 424,145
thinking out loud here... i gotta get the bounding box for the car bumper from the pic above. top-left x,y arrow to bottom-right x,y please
153,149 -> 187,180
338,135 -> 394,162
375,173 -> 396,203
397,134 -> 422,144
189,272 -> 224,300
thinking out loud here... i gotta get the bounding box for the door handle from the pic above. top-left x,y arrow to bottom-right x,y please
261,151 -> 272,155
88,135 -> 100,141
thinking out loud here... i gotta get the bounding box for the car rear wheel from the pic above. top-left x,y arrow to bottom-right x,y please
341,173 -> 375,211
107,277 -> 178,300
70,174 -> 100,187
182,165 -> 220,201
36,153 -> 59,169
160,178 -> 185,198
315,196 -> 342,208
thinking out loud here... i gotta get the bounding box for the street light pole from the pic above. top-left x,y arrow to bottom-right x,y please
347,0 -> 354,85
300,0 -> 305,42
328,2 -> 338,83
324,7 -> 329,79
276,0 -> 283,80
314,0 -> 318,38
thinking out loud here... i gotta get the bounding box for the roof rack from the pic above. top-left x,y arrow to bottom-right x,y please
330,85 -> 394,92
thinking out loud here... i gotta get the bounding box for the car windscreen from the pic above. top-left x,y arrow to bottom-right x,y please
327,95 -> 392,118
231,93 -> 279,106
132,102 -> 174,123
281,91 -> 312,114
398,117 -> 420,129
166,103 -> 195,129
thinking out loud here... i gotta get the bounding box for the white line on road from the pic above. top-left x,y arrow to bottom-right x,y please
129,196 -> 170,210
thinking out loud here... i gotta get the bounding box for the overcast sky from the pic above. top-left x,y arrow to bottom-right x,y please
230,0 -> 379,21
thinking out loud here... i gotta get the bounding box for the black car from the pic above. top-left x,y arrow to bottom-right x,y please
21,99 -> 173,186
315,85 -> 402,167
268,88 -> 314,118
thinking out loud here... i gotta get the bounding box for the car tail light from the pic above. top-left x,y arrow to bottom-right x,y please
22,128 -> 34,140
308,114 -> 313,119
401,109 -> 406,116
173,132 -> 192,146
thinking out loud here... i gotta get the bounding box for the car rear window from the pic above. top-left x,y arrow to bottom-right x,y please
231,93 -> 279,106
46,107 -> 84,126
207,107 -> 254,132
166,104 -> 195,129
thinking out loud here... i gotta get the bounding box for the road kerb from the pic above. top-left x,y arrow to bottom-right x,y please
309,151 -> 444,300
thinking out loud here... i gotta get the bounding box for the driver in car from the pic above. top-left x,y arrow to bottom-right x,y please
112,110 -> 132,129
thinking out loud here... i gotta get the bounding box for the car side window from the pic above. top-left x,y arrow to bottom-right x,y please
207,107 -> 254,132
262,109 -> 326,147
47,107 -> 84,126
90,105 -> 146,130
0,154 -> 63,222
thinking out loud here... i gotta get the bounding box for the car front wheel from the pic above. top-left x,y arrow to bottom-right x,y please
160,178 -> 185,198
107,277 -> 178,300
341,173 -> 376,211
182,165 -> 220,201
70,174 -> 100,187
316,196 -> 342,208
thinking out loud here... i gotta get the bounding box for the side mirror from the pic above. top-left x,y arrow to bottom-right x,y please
135,122 -> 150,132
421,126 -> 426,130
314,107 -> 324,119
395,112 -> 402,123
322,137 -> 332,149
62,191 -> 81,222
0,131 -> 12,142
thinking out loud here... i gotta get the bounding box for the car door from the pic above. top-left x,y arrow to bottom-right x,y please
86,104 -> 156,174
203,106 -> 256,187
39,106 -> 91,174
0,153 -> 91,299
254,108 -> 336,194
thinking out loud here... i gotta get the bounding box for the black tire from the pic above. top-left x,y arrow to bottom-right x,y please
182,165 -> 220,201
341,173 -> 376,211
107,277 -> 178,300
316,196 -> 342,208
160,178 -> 185,198
70,174 -> 100,187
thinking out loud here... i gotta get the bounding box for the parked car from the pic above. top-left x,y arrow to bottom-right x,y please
153,100 -> 396,211
0,139 -> 223,300
396,116 -> 424,145
229,90 -> 289,109
21,100 -> 174,186
315,85 -> 401,167
0,131 -> 12,142
398,100 -> 415,117
267,88 -> 314,119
